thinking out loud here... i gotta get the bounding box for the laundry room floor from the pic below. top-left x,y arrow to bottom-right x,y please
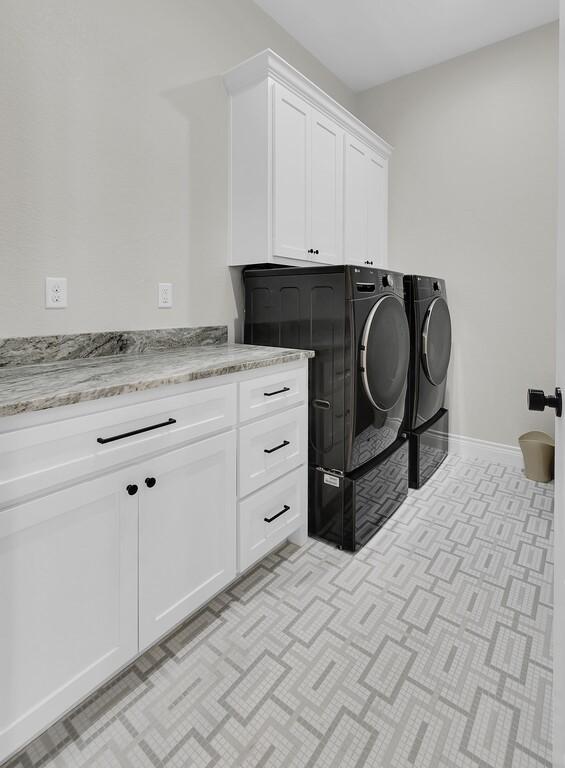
6,456 -> 553,768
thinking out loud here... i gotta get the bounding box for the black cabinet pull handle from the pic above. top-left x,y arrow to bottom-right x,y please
126,484 -> 138,496
97,418 -> 176,444
264,440 -> 290,454
264,386 -> 290,397
264,505 -> 290,523
307,248 -> 314,254
145,477 -> 157,488
314,249 -> 319,255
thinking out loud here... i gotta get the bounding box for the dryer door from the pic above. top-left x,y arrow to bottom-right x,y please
360,295 -> 410,411
422,297 -> 452,385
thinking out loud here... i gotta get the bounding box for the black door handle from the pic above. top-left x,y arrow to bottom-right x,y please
97,418 -> 176,444
527,388 -> 562,417
264,440 -> 290,454
264,386 -> 290,397
264,505 -> 290,523
126,484 -> 138,496
145,477 -> 157,488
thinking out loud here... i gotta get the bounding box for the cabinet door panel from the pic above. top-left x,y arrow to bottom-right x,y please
310,110 -> 343,264
0,471 -> 138,763
367,151 -> 387,268
272,83 -> 310,260
344,135 -> 369,266
139,432 -> 236,650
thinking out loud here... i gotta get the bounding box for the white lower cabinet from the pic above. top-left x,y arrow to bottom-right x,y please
238,466 -> 305,572
0,469 -> 138,762
238,405 -> 307,497
138,432 -> 236,650
0,362 -> 308,763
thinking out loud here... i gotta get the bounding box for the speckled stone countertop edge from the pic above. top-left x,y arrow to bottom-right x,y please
0,347 -> 315,418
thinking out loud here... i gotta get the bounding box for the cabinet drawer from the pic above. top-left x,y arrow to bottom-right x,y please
238,466 -> 306,572
239,365 -> 307,423
238,405 -> 307,497
0,384 -> 237,506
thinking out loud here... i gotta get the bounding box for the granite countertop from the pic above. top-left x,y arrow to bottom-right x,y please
0,343 -> 314,417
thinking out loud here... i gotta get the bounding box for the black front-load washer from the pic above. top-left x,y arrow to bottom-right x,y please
244,264 -> 410,550
404,275 -> 452,488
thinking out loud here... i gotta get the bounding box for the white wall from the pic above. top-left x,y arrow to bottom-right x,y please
0,0 -> 355,339
357,23 -> 558,447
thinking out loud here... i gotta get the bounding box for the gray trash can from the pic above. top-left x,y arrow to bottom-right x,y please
518,431 -> 554,482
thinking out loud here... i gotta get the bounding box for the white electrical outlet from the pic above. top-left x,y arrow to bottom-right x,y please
158,283 -> 173,308
45,277 -> 68,309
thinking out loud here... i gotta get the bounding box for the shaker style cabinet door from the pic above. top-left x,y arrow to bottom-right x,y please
0,470 -> 138,764
272,83 -> 311,261
138,432 -> 236,650
310,108 -> 343,265
344,134 -> 389,268
344,134 -> 369,266
367,150 -> 388,269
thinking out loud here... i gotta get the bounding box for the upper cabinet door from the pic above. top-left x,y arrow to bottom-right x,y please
310,109 -> 343,265
138,432 -> 236,650
344,135 -> 369,266
367,151 -> 388,268
272,83 -> 311,261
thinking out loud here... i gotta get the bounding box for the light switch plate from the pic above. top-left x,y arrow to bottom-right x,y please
45,277 -> 68,309
158,283 -> 173,308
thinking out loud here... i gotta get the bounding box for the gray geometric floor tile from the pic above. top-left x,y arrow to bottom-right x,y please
3,456 -> 553,768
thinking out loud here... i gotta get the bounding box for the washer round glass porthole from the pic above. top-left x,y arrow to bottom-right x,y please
360,296 -> 411,411
421,297 -> 452,385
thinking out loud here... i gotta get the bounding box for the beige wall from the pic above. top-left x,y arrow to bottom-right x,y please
357,23 -> 558,446
0,0 -> 355,339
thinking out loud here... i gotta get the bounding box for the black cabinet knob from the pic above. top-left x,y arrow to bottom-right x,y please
145,477 -> 157,488
527,388 -> 562,417
126,484 -> 138,496
307,249 -> 314,254
314,249 -> 319,254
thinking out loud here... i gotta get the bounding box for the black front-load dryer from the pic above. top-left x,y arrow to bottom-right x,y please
244,264 -> 410,551
404,274 -> 452,487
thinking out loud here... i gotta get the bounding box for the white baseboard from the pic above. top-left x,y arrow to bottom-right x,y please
448,433 -> 522,468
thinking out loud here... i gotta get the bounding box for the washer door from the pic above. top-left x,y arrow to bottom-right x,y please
422,297 -> 452,385
360,295 -> 410,412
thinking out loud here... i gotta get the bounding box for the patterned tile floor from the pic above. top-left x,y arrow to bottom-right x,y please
5,455 -> 553,768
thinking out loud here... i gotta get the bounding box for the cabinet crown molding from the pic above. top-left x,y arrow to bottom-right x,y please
224,48 -> 392,159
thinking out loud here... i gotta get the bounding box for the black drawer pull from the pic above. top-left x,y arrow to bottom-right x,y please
97,418 -> 176,445
264,386 -> 290,397
264,505 -> 290,523
264,440 -> 290,454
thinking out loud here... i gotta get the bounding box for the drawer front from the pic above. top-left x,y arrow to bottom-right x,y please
238,405 -> 307,497
0,384 -> 237,506
238,466 -> 306,572
239,365 -> 307,423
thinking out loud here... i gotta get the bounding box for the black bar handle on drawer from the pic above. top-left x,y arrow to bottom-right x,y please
264,386 -> 290,397
264,505 -> 290,523
97,418 -> 176,445
264,439 -> 290,454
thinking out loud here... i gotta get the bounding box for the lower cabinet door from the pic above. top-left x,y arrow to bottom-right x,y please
0,470 -> 138,764
238,465 -> 306,572
138,431 -> 237,650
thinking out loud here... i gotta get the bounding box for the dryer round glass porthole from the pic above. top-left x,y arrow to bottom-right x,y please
360,295 -> 411,411
421,297 -> 452,385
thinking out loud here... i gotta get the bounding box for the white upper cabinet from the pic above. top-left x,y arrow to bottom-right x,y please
310,108 -> 343,265
344,135 -> 369,266
272,83 -> 311,260
344,136 -> 388,268
367,150 -> 388,268
225,49 -> 391,267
